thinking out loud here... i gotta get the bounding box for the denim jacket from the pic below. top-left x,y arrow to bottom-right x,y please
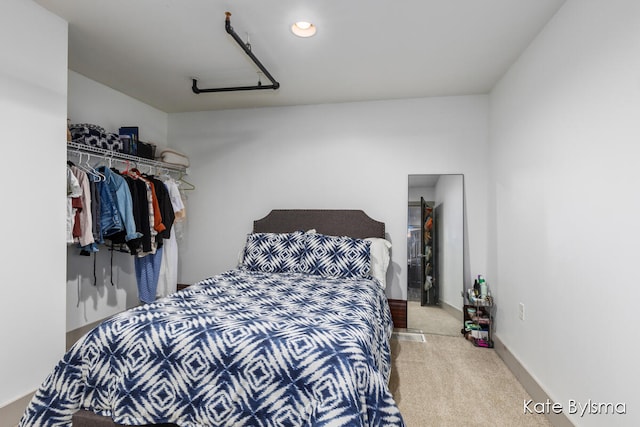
96,166 -> 143,242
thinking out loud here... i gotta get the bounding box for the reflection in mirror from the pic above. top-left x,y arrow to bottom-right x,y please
407,174 -> 464,336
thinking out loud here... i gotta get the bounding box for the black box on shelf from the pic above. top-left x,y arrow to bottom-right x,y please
119,126 -> 139,155
137,141 -> 156,159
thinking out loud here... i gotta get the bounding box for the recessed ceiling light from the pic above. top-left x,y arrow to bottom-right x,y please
291,21 -> 317,38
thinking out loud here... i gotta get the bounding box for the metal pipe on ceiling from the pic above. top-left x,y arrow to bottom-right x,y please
192,12 -> 280,94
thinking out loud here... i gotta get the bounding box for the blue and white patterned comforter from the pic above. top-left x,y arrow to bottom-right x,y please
20,269 -> 404,426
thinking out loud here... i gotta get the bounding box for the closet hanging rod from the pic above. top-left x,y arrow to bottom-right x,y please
192,12 -> 280,94
67,142 -> 187,174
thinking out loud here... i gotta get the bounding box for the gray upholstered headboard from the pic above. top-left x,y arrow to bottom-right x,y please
253,209 -> 385,239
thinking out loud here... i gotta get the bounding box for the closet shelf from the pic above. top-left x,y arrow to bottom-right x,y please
67,142 -> 187,174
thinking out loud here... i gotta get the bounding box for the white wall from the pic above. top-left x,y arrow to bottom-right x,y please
489,0 -> 640,424
168,96 -> 490,300
0,0 -> 67,407
68,71 -> 169,148
66,72 -> 169,331
435,175 -> 464,309
13,0 -> 638,422
408,185 -> 435,202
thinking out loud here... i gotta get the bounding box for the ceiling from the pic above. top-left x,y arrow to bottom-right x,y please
409,175 -> 441,189
35,0 -> 565,113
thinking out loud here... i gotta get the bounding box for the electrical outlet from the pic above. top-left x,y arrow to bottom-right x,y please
519,303 -> 525,320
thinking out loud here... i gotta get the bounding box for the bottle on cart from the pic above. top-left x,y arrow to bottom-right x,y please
478,275 -> 487,299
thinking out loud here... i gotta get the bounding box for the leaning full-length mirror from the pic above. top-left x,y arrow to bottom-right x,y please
407,174 -> 464,336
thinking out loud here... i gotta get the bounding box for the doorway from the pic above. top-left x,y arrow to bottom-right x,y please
407,199 -> 435,305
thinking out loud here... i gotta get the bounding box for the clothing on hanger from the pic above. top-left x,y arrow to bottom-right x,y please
69,154 -> 189,303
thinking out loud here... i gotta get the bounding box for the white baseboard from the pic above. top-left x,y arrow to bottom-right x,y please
493,335 -> 574,427
440,300 -> 462,320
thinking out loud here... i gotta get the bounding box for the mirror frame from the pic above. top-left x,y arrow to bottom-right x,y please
407,174 -> 465,334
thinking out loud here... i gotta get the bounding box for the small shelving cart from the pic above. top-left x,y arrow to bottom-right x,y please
462,296 -> 494,348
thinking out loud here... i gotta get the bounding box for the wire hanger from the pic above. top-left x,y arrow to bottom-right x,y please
178,171 -> 196,190
122,160 -> 134,176
83,152 -> 106,181
159,168 -> 172,180
74,152 -> 104,181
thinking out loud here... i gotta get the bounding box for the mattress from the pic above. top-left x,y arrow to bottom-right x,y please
19,269 -> 404,426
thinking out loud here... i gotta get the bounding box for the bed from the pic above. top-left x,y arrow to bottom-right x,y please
20,210 -> 403,427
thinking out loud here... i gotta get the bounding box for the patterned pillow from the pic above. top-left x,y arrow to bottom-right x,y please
299,233 -> 371,279
241,231 -> 305,273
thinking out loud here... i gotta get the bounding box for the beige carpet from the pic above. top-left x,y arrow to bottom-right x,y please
389,333 -> 552,427
407,301 -> 462,337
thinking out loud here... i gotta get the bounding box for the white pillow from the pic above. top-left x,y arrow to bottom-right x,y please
237,247 -> 245,267
365,237 -> 392,289
159,148 -> 190,167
